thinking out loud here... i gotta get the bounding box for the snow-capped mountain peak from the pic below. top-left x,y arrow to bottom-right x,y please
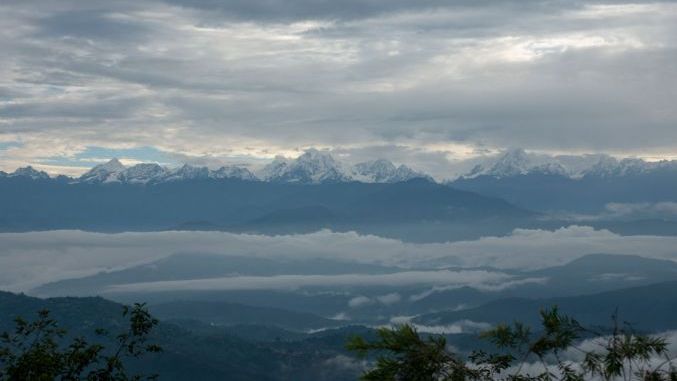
617,158 -> 655,176
77,160 -> 259,184
99,158 -> 126,172
583,157 -> 664,178
486,148 -> 531,177
393,164 -> 430,182
459,149 -> 671,180
354,159 -> 396,177
352,159 -> 429,183
295,149 -> 341,171
117,163 -> 169,184
211,166 -> 257,181
79,158 -> 126,183
464,148 -> 533,178
3,149 -> 433,185
258,156 -> 290,181
164,164 -> 210,182
583,155 -> 620,177
530,162 -> 568,176
9,166 -> 50,180
5,148 -> 677,185
265,149 -> 351,184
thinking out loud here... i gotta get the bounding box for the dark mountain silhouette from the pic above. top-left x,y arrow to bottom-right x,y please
415,280 -> 677,332
0,176 -> 533,242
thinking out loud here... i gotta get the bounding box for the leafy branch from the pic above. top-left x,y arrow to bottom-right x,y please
0,303 -> 161,381
348,307 -> 677,381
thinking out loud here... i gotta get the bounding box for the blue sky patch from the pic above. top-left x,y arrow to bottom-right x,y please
38,146 -> 178,169
0,141 -> 22,151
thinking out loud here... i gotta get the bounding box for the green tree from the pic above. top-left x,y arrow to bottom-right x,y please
348,307 -> 677,381
0,303 -> 161,381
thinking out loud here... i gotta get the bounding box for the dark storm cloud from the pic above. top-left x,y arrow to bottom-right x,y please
160,0 -> 538,22
159,0 -> 674,23
34,9 -> 151,41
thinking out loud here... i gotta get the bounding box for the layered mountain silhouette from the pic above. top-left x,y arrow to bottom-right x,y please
6,148 -> 677,186
10,149 -> 430,185
0,173 -> 533,240
414,280 -> 677,332
3,148 -> 677,238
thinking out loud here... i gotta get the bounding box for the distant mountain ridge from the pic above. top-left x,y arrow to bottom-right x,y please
30,253 -> 677,329
78,158 -> 259,184
414,280 -> 677,332
439,148 -> 677,213
5,149 -> 677,216
0,173 -> 532,240
461,148 -> 677,180
0,165 -> 51,180
5,148 -> 677,186
5,149 -> 431,185
257,150 -> 430,184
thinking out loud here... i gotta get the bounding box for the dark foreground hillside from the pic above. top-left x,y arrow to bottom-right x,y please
4,278 -> 677,380
0,291 -> 367,381
415,280 -> 677,331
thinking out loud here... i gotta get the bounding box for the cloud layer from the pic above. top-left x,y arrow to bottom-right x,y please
107,270 -> 515,294
1,1 -> 676,176
2,226 -> 677,292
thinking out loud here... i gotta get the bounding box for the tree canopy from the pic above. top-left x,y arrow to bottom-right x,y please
348,307 -> 677,381
0,303 -> 161,381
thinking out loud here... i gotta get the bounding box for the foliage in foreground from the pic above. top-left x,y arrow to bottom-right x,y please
0,303 -> 161,381
348,307 -> 677,381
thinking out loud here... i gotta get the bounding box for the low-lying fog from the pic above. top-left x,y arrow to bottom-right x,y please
2,226 -> 677,293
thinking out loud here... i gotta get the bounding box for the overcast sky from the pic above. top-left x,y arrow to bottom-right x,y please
1,0 -> 676,176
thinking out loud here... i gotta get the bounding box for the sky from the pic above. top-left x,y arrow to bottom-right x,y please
1,0 -> 676,176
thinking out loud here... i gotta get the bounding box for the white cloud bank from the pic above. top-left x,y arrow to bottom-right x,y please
386,316 -> 492,335
1,226 -> 677,292
111,270 -> 514,294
